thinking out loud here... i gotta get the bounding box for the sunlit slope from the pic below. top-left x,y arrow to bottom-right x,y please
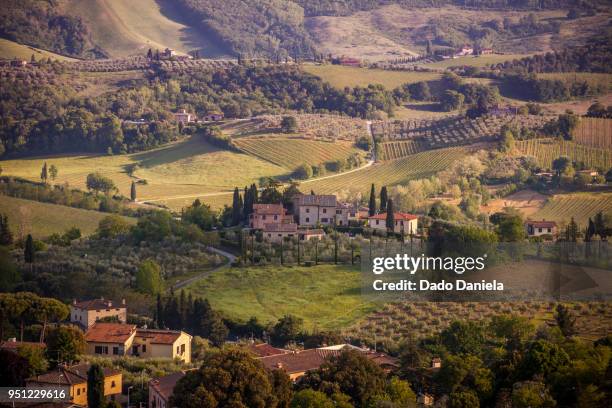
61,0 -> 230,58
0,38 -> 78,61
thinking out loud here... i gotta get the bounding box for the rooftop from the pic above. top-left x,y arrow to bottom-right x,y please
294,194 -> 337,207
526,220 -> 557,228
369,212 -> 418,221
72,298 -> 125,310
149,371 -> 188,400
136,329 -> 190,345
252,204 -> 286,215
246,343 -> 289,358
84,323 -> 136,344
28,363 -> 120,386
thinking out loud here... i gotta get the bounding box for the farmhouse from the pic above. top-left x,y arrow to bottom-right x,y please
70,298 -> 127,329
84,323 -> 192,362
480,48 -> 494,55
299,228 -> 325,241
149,371 -> 190,408
456,45 -> 474,56
335,202 -> 360,226
525,220 -> 557,238
263,223 -> 298,243
250,203 -> 292,229
201,111 -> 225,122
27,363 -> 122,406
368,212 -> 418,235
293,194 -> 337,226
173,109 -> 195,124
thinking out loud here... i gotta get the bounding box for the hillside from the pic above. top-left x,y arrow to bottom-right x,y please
0,38 -> 78,62
0,195 -> 135,239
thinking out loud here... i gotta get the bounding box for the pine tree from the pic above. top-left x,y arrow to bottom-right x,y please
380,186 -> 388,212
87,364 -> 106,408
130,181 -> 137,202
369,184 -> 376,216
40,162 -> 48,183
386,199 -> 395,232
24,234 -> 34,263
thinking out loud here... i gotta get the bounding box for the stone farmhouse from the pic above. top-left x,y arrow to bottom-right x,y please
293,194 -> 337,226
70,298 -> 127,329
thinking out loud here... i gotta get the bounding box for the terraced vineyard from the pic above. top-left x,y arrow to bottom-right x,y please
372,114 -> 552,153
572,117 -> 612,150
534,193 -> 612,226
516,139 -> 612,169
304,147 -> 467,195
233,137 -> 363,169
379,140 -> 425,160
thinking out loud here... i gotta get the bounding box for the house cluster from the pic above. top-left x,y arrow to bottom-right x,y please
249,194 -> 419,243
146,343 -> 399,408
70,298 -> 192,362
173,108 -> 224,124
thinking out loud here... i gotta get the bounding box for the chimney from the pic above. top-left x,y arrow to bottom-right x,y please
122,298 -> 126,306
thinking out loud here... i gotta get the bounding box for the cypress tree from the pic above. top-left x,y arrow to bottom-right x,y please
0,214 -> 11,246
369,184 -> 376,216
243,186 -> 249,222
130,181 -> 137,202
386,199 -> 395,232
87,364 -> 106,408
380,186 -> 388,212
232,187 -> 241,225
24,234 -> 34,263
40,162 -> 48,183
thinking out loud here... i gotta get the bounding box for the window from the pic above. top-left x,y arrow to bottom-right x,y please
538,228 -> 542,233
176,346 -> 180,354
305,217 -> 310,223
322,209 -> 327,214
321,218 -> 328,223
113,346 -> 119,355
263,215 -> 267,220
376,220 -> 379,225
336,210 -> 341,214
142,345 -> 146,352
111,381 -> 116,388
306,208 -> 310,213
181,344 -> 185,354
548,228 -> 551,233
278,234 -> 282,237
95,346 -> 108,354
77,388 -> 80,396
274,215 -> 278,220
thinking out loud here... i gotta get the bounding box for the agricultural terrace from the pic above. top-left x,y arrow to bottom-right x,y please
223,114 -> 369,142
572,117 -> 612,150
304,147 -> 468,195
0,195 -> 136,239
0,38 -> 78,61
372,114 -> 551,153
379,140 -> 425,160
303,64 -> 441,89
233,137 -> 363,169
516,139 -> 612,170
534,193 -> 612,226
186,264 -> 374,330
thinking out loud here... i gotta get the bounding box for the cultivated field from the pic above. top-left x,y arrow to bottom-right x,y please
186,264 -> 374,330
0,195 -> 135,239
534,193 -> 612,226
303,64 -> 441,89
234,137 -> 363,169
0,38 -> 78,61
60,0 -> 229,58
516,139 -> 612,170
481,189 -> 547,218
379,140 -> 425,160
572,117 -> 612,150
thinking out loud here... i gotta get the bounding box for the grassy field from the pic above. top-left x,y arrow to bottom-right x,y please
534,193 -> 612,226
233,137 -> 363,169
516,139 -> 612,170
60,0 -> 229,58
304,147 -> 467,195
0,195 -> 135,239
186,264 -> 374,330
0,38 -> 78,61
303,64 -> 441,89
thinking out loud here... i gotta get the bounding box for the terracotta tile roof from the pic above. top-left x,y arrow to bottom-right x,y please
299,229 -> 324,235
526,220 -> 557,228
0,340 -> 46,350
369,212 -> 418,221
263,223 -> 298,233
259,349 -> 324,374
252,204 -> 286,215
84,323 -> 136,344
246,343 -> 289,357
27,363 -> 120,386
72,298 -> 125,310
149,371 -> 187,401
136,329 -> 189,344
294,194 -> 337,207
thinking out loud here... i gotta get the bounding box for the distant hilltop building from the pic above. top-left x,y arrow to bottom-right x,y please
456,45 -> 474,57
201,111 -> 224,122
173,109 -> 195,124
70,298 -> 127,329
525,220 -> 558,238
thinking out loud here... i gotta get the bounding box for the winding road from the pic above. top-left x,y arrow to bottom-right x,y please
171,246 -> 236,291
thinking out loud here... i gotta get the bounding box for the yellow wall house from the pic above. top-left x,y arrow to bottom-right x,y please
70,298 -> 127,329
84,323 -> 192,363
26,363 -> 122,406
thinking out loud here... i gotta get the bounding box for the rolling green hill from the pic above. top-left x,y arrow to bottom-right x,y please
0,38 -> 78,61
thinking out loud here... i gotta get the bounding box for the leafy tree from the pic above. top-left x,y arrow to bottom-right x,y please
46,325 -> 86,365
384,377 -> 417,406
183,202 -> 216,231
171,348 -> 280,408
281,116 -> 298,133
500,128 -> 515,152
87,364 -> 106,408
552,156 -> 572,175
369,183 -> 376,216
449,391 -> 480,408
135,259 -> 163,295
554,304 -> 576,338
386,199 -> 395,232
294,164 -> 313,180
0,214 -> 14,245
511,381 -> 556,408
97,215 -> 131,238
519,340 -> 569,380
299,350 -> 386,407
408,82 -> 431,101
48,164 -> 58,181
291,389 -> 334,408
440,90 -> 465,111
440,321 -> 485,355
86,172 -> 116,195
271,368 -> 293,408
565,217 -> 579,242
24,234 -> 34,263
272,315 -> 303,346
17,344 -> 48,376
496,211 -> 525,242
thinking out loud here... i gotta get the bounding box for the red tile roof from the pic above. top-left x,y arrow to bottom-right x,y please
72,298 -> 125,310
259,349 -> 324,374
84,323 -> 136,344
27,363 -> 120,386
149,371 -> 188,401
369,212 -> 418,221
246,343 -> 289,358
252,204 -> 286,215
136,329 -> 189,344
526,220 -> 557,228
